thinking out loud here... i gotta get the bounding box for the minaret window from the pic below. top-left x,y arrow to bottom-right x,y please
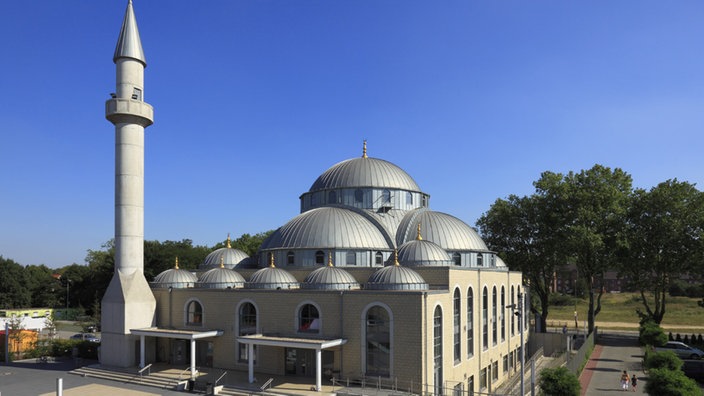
315,251 -> 325,265
132,87 -> 142,101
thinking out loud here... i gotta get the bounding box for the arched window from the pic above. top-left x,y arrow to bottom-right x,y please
315,251 -> 325,265
298,304 -> 320,333
477,253 -> 484,267
375,251 -> 383,266
382,189 -> 391,203
328,190 -> 337,204
186,300 -> 203,326
453,252 -> 461,266
434,306 -> 443,396
346,251 -> 356,266
482,287 -> 488,350
501,286 -> 506,342
354,189 -> 364,203
406,192 -> 413,205
238,302 -> 257,363
511,286 -> 515,336
467,287 -> 474,358
492,286 -> 497,346
365,306 -> 390,376
453,289 -> 461,363
421,196 -> 428,207
287,251 -> 295,266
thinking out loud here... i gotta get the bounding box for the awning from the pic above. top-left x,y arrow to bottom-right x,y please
237,334 -> 346,349
130,327 -> 223,340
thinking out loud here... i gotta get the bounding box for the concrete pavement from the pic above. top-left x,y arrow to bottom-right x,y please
579,333 -> 646,395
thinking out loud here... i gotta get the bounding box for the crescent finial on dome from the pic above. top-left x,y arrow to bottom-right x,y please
174,256 -> 179,269
416,223 -> 423,240
393,249 -> 400,266
269,253 -> 276,268
362,139 -> 368,159
220,256 -> 225,268
327,251 -> 334,267
226,233 -> 231,248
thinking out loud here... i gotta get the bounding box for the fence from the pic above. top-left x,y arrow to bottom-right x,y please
565,327 -> 597,374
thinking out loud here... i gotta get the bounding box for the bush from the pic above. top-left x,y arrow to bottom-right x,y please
639,323 -> 667,347
549,293 -> 577,307
669,282 -> 686,297
644,368 -> 702,396
684,284 -> 704,298
643,350 -> 683,371
538,366 -> 580,396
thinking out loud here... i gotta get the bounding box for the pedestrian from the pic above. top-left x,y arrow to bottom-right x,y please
631,374 -> 637,392
620,370 -> 629,391
574,311 -> 578,329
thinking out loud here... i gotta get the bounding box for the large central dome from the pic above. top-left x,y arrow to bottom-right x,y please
309,156 -> 421,193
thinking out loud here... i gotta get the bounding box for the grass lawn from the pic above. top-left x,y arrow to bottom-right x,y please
545,292 -> 704,332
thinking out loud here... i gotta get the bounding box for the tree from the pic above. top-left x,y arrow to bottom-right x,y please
0,256 -> 31,308
644,368 -> 701,396
537,366 -> 580,396
620,180 -> 704,324
643,350 -> 682,371
477,188 -> 568,333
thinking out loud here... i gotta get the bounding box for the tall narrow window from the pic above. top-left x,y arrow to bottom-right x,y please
375,251 -> 383,266
382,189 -> 391,203
453,289 -> 461,363
366,306 -> 390,376
467,287 -> 474,358
287,251 -> 295,266
328,190 -> 337,204
492,286 -> 497,346
346,251 -> 356,266
354,189 -> 364,203
299,304 -> 320,333
511,286 -> 515,336
406,192 -> 413,205
238,302 -> 257,363
477,253 -> 483,266
453,252 -> 461,266
501,286 -> 506,342
434,306 -> 443,396
482,287 -> 488,349
468,375 -> 474,396
186,300 -> 202,326
315,251 -> 325,265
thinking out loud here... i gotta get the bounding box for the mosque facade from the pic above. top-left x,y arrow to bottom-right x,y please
101,2 -> 528,395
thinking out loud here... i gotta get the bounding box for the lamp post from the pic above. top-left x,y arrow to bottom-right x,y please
65,277 -> 70,313
507,290 -> 525,396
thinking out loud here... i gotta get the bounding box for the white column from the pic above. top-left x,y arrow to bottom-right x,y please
248,344 -> 255,383
139,335 -> 145,368
190,339 -> 197,379
315,348 -> 322,391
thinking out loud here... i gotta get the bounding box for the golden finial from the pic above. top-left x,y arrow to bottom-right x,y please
220,256 -> 225,269
393,249 -> 400,266
327,251 -> 334,267
226,233 -> 231,248
174,257 -> 179,269
269,253 -> 276,268
416,223 -> 423,240
362,139 -> 368,159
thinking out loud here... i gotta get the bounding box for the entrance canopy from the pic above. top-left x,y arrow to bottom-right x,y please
131,327 -> 223,340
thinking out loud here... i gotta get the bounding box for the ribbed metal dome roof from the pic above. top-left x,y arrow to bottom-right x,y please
260,207 -> 391,250
496,256 -> 507,267
309,155 -> 421,193
245,257 -> 300,290
302,254 -> 361,290
152,259 -> 197,289
397,209 -> 488,251
197,266 -> 246,289
397,239 -> 452,267
200,236 -> 249,270
366,253 -> 428,290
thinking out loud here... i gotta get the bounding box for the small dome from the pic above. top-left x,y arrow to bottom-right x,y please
495,256 -> 507,267
397,209 -> 488,251
302,254 -> 361,290
200,235 -> 249,270
245,256 -> 300,290
397,239 -> 452,267
152,258 -> 197,289
366,252 -> 428,291
309,144 -> 421,193
197,266 -> 246,289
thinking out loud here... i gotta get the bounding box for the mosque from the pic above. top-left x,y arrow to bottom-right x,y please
100,2 -> 527,395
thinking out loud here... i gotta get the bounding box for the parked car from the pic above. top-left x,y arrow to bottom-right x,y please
683,359 -> 704,382
655,341 -> 704,360
70,333 -> 100,343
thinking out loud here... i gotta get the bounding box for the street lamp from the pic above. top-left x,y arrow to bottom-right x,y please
507,289 -> 525,396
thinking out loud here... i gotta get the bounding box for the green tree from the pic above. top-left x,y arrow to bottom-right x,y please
620,180 -> 704,324
0,256 -> 31,308
537,366 -> 580,396
644,368 -> 702,396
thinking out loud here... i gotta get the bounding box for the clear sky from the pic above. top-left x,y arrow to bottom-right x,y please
1,1 -> 703,268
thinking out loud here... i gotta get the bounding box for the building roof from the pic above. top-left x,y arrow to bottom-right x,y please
396,209 -> 489,251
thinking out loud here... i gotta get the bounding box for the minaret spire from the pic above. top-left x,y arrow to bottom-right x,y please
113,0 -> 146,66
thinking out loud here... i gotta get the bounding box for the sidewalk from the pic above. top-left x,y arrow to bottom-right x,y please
579,333 -> 646,395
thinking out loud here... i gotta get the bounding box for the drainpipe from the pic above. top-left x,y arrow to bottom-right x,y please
423,292 -> 428,394
340,290 -> 344,375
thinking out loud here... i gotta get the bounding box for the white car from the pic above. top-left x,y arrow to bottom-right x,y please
655,341 -> 704,360
70,333 -> 100,343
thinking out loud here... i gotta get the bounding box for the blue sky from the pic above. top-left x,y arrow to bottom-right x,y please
1,1 -> 703,268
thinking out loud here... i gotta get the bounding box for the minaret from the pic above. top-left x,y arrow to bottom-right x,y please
101,0 -> 156,368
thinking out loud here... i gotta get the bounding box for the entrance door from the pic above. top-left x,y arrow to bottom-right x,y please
284,348 -> 315,377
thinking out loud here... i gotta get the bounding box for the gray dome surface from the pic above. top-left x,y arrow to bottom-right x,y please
397,239 -> 452,267
197,267 -> 246,289
366,263 -> 428,291
261,207 -> 391,250
245,265 -> 300,290
152,261 -> 197,289
309,157 -> 421,193
200,247 -> 249,270
397,209 -> 488,251
303,264 -> 361,290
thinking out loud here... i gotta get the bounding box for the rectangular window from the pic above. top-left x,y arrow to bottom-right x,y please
503,355 -> 508,373
479,368 -> 487,389
468,376 -> 474,396
492,361 -> 498,381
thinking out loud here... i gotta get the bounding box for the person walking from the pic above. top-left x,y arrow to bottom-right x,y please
620,370 -> 629,391
630,374 -> 637,392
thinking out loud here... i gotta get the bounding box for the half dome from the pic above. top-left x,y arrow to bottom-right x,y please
397,239 -> 452,266
397,209 -> 488,251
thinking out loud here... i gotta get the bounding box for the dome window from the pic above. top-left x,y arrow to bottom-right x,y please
406,192 -> 413,205
382,189 -> 391,203
346,251 -> 356,266
477,253 -> 484,267
186,300 -> 203,326
328,190 -> 337,204
354,189 -> 364,203
375,251 -> 383,266
453,252 -> 461,266
315,251 -> 325,265
287,251 -> 295,266
298,304 -> 320,333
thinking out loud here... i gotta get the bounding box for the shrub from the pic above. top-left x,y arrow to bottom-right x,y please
644,368 -> 702,396
669,332 -> 674,341
639,323 -> 667,347
669,282 -> 685,297
676,333 -> 682,342
684,284 -> 704,298
549,293 -> 577,307
643,350 -> 683,371
538,366 -> 580,396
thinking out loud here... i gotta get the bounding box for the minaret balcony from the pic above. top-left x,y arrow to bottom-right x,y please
106,98 -> 154,127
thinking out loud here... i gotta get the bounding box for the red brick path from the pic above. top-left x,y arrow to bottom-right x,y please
578,344 -> 603,396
